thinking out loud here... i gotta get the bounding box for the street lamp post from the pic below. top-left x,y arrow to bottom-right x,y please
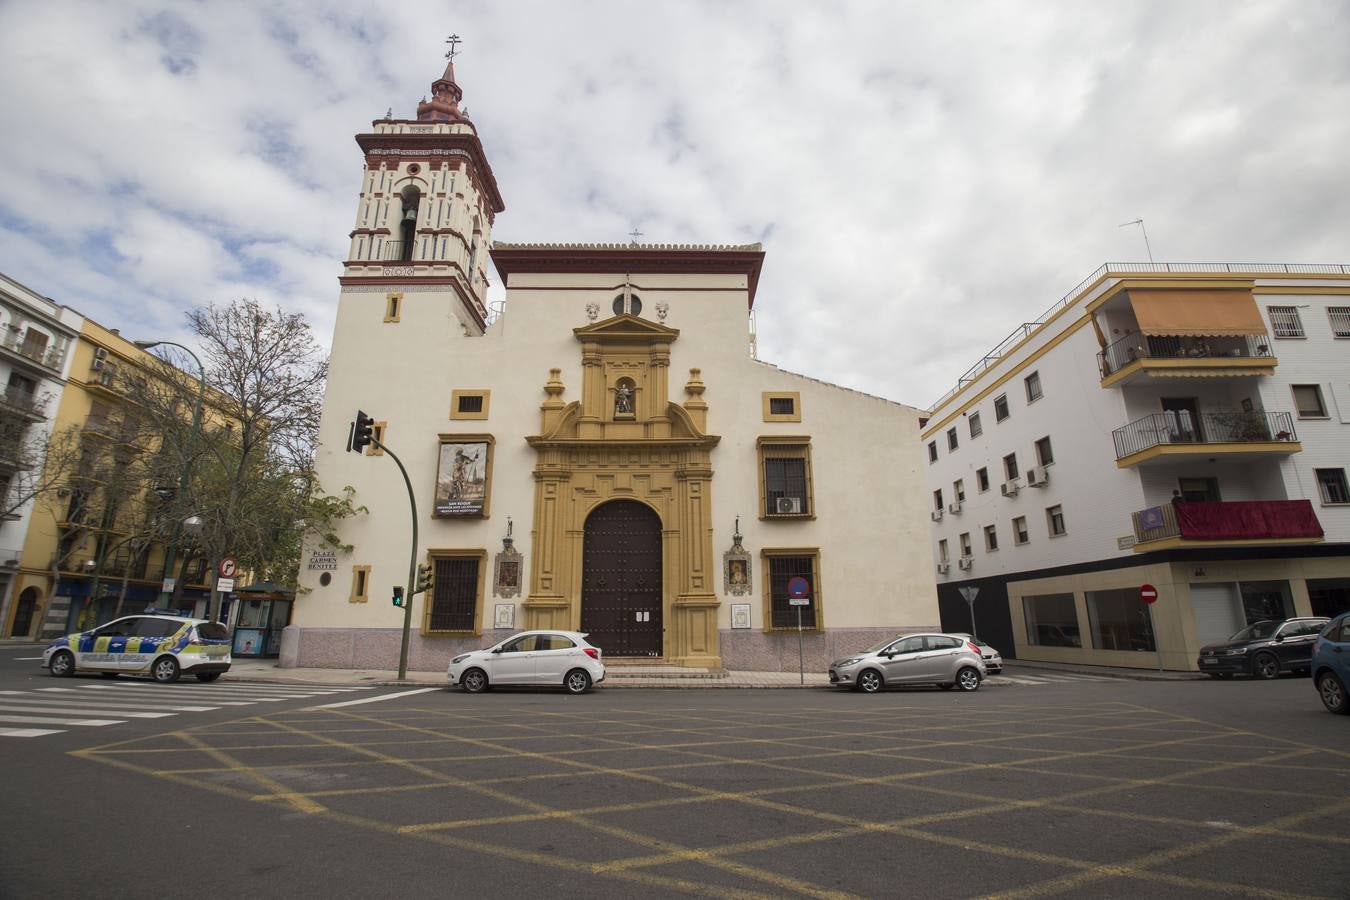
134,340 -> 206,614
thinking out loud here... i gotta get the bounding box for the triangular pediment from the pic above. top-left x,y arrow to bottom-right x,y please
573,314 -> 680,341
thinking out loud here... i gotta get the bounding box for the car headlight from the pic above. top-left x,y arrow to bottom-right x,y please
1225,647 -> 1248,655
451,654 -> 472,665
835,658 -> 862,667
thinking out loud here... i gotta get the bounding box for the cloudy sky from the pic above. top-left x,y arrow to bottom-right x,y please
2,1 -> 1347,408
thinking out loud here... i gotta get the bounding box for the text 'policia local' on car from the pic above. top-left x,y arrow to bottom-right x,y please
43,614 -> 232,683
448,630 -> 605,694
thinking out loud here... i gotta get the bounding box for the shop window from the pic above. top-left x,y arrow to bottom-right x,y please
350,565 -> 370,604
759,437 -> 813,518
1086,588 -> 1156,651
976,467 -> 990,493
1292,384 -> 1327,418
994,394 -> 1010,422
1013,516 -> 1029,545
450,390 -> 491,420
384,292 -> 403,323
983,524 -> 998,552
1316,468 -> 1349,505
968,412 -> 982,438
1024,371 -> 1043,403
946,427 -> 958,451
1046,504 -> 1067,537
1239,580 -> 1293,623
1024,593 -> 1081,647
1268,305 -> 1304,338
762,392 -> 801,423
763,549 -> 820,630
424,551 -> 487,633
1035,436 -> 1054,467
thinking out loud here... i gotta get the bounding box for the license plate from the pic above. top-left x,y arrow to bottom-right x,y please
1200,658 -> 1216,665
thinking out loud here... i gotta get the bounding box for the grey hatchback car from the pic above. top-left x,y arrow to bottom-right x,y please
830,633 -> 986,693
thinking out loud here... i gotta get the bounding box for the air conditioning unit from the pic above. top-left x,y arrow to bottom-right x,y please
958,556 -> 973,571
775,496 -> 803,515
94,347 -> 108,360
930,509 -> 944,522
1026,466 -> 1049,487
91,357 -> 105,372
1001,480 -> 1020,497
947,501 -> 963,515
936,562 -> 950,575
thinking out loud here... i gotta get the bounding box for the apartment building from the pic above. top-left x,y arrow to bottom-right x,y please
924,263 -> 1350,670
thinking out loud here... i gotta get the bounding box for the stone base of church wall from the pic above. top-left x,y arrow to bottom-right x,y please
718,626 -> 942,673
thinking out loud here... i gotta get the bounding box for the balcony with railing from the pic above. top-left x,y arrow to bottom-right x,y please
0,388 -> 49,420
1130,499 -> 1324,550
0,330 -> 67,372
1098,333 -> 1276,386
1112,410 -> 1300,466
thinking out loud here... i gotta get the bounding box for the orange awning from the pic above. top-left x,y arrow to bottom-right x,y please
1128,290 -> 1268,336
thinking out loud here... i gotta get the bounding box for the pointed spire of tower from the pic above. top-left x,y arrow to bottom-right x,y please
418,34 -> 468,123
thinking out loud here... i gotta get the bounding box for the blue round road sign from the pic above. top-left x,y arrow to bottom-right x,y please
787,576 -> 811,599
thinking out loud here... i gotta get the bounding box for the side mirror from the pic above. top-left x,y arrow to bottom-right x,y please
1273,634 -> 1285,643
491,647 -> 502,654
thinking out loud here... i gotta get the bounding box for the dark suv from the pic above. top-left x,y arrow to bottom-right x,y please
1197,617 -> 1329,679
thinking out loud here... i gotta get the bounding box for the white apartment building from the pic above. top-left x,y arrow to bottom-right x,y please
924,264 -> 1350,670
0,273 -> 81,637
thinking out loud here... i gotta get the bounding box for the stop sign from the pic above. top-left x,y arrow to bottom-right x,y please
1140,584 -> 1158,604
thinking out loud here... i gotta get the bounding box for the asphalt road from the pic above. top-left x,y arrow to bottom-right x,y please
1,645 -> 1347,899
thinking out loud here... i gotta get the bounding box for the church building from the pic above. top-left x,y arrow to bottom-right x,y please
286,55 -> 938,672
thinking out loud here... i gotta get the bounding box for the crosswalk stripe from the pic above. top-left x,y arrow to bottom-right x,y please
77,687 -> 256,706
0,694 -> 218,712
0,703 -> 174,719
0,714 -> 123,727
95,681 -> 371,694
0,726 -> 66,737
85,686 -> 306,702
93,682 -> 347,697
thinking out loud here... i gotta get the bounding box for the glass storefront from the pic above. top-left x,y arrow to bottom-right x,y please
1023,593 -> 1081,647
1086,588 -> 1156,652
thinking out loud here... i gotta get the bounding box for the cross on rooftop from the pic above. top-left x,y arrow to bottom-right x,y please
445,34 -> 461,60
628,228 -> 644,244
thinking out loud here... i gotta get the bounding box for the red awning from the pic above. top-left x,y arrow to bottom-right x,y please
1175,500 -> 1324,541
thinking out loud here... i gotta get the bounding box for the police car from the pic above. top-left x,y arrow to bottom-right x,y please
42,614 -> 232,683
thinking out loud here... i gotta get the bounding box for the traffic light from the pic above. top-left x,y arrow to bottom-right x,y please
349,410 -> 375,453
414,563 -> 433,596
392,586 -> 404,607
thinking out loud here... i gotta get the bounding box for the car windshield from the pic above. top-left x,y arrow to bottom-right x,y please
1230,621 -> 1280,642
861,639 -> 897,654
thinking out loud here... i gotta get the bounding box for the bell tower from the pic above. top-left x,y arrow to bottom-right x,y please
340,37 -> 505,333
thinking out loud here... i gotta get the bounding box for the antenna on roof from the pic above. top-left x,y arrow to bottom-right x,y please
1118,218 -> 1155,263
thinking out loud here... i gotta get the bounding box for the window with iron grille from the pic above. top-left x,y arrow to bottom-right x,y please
1024,371 -> 1043,403
766,552 -> 818,629
457,394 -> 484,414
769,397 -> 795,416
994,394 -> 1010,422
1268,305 -> 1304,338
1035,435 -> 1054,467
947,427 -> 958,451
968,412 -> 982,438
426,555 -> 482,632
1003,452 -> 1019,480
760,438 -> 812,517
1316,469 -> 1350,505
984,524 -> 998,551
933,489 -> 944,512
1328,307 -> 1350,338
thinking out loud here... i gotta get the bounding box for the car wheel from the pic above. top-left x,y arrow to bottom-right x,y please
195,672 -> 222,683
151,656 -> 181,684
955,666 -> 982,692
563,668 -> 591,695
856,669 -> 883,693
461,667 -> 488,694
48,650 -> 75,678
1317,671 -> 1349,715
1252,652 -> 1279,680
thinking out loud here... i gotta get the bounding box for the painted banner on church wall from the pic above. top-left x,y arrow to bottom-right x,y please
434,440 -> 490,516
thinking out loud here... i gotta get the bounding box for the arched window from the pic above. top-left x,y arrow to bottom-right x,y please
398,187 -> 421,262
468,216 -> 481,280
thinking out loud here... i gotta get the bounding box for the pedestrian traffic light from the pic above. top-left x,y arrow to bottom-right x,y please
414,563 -> 433,596
349,410 -> 375,453
392,585 -> 404,607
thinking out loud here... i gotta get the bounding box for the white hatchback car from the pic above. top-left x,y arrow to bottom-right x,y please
448,630 -> 605,694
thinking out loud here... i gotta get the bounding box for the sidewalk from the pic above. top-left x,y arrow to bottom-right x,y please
220,658 -> 1207,689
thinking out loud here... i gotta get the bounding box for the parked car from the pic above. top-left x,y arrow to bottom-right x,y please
42,615 -> 232,683
829,633 -> 986,693
1196,617 -> 1329,679
951,633 -> 1003,673
1311,612 -> 1350,715
447,630 -> 604,694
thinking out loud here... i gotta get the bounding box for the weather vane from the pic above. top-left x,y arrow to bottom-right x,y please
445,34 -> 462,61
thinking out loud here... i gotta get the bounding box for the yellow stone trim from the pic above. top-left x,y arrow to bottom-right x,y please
421,549 -> 488,635
1133,535 -> 1325,553
434,433 -> 495,518
759,547 -> 824,632
383,292 -> 403,323
449,389 -> 491,420
761,391 -> 802,423
1116,441 -> 1302,468
1100,356 -> 1278,389
349,565 -> 371,603
924,314 -> 1093,438
367,422 -> 386,456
